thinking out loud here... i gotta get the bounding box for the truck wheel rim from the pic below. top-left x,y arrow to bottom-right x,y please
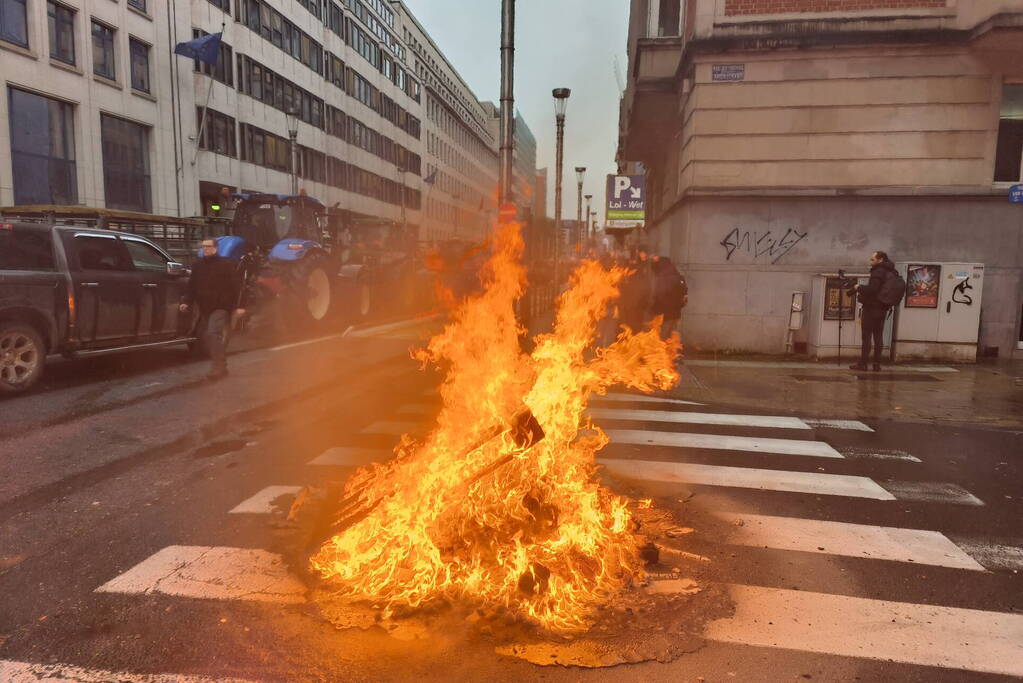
307,269 -> 331,321
0,332 -> 39,385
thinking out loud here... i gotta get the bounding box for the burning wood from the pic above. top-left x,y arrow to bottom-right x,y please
311,222 -> 680,632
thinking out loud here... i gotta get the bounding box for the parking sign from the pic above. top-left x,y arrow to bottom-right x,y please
605,175 -> 645,228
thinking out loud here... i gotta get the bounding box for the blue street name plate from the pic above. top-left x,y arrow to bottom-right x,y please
1010,184 -> 1023,202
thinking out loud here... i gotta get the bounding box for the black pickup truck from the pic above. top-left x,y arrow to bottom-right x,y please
0,220 -> 196,394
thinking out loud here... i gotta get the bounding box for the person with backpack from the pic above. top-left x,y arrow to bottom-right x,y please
850,250 -> 905,371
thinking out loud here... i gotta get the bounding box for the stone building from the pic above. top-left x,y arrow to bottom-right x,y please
619,0 -> 1023,359
1,0 -> 537,244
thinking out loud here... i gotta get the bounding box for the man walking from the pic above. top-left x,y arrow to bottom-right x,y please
850,250 -> 897,371
179,239 -> 245,380
618,245 -> 653,333
650,255 -> 688,341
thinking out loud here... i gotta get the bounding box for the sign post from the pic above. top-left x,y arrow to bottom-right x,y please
605,174 -> 646,230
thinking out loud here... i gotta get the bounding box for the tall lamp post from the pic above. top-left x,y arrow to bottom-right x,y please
286,109 -> 299,195
584,193 -> 592,241
552,88 -> 571,286
575,167 -> 586,246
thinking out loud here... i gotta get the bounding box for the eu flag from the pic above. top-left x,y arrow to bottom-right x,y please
174,32 -> 222,66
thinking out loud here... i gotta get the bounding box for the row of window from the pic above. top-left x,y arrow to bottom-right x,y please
235,0 -> 324,75
238,122 -> 421,209
349,0 -> 403,61
235,53 -> 421,174
1,1 -> 152,93
7,86 -> 151,211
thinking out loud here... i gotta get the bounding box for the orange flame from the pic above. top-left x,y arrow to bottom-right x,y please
311,221 -> 679,631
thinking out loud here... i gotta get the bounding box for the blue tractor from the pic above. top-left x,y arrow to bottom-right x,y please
213,193 -> 337,331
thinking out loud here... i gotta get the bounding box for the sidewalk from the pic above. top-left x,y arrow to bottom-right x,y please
666,354 -> 1023,429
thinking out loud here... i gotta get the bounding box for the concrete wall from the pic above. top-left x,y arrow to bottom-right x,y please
667,196 -> 1023,356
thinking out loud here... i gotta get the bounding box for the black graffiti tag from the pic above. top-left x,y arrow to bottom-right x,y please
721,228 -> 808,264
952,277 -> 973,306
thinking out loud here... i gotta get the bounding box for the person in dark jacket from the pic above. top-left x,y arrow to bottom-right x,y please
850,250 -> 895,371
650,255 -> 688,341
179,239 -> 246,380
618,245 -> 653,333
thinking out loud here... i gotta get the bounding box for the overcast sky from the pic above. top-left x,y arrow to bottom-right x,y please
401,0 -> 630,224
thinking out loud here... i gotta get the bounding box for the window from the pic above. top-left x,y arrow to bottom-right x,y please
8,87 -> 78,205
123,239 -> 169,272
0,227 -> 55,271
70,234 -> 132,271
0,0 -> 27,47
100,114 -> 151,212
196,108 -> 237,157
130,38 -> 151,93
207,0 -> 231,11
48,2 -> 75,65
995,84 -> 1023,182
128,0 -> 147,12
92,20 -> 115,80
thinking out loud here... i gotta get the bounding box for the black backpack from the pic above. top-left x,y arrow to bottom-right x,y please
878,269 -> 906,308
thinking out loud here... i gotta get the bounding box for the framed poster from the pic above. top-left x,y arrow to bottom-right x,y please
824,277 -> 856,320
906,264 -> 941,308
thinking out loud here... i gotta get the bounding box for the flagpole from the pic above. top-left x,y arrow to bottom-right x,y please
191,22 -> 225,166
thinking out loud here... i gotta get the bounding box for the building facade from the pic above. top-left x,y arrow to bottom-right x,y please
620,0 -> 1023,359
1,0 -> 537,245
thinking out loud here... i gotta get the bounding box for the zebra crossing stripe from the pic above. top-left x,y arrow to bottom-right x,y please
0,659 -> 255,683
362,421 -> 418,436
599,458 -> 895,499
606,429 -> 844,459
309,446 -> 391,466
719,513 -> 984,570
595,392 -> 704,406
702,584 -> 1023,677
803,418 -> 874,432
591,407 -> 811,430
96,546 -> 306,604
229,486 -> 303,514
880,480 -> 985,506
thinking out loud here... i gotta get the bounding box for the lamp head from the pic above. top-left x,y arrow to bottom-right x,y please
552,88 -> 571,118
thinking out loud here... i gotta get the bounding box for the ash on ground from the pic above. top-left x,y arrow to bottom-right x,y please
287,489 -> 733,669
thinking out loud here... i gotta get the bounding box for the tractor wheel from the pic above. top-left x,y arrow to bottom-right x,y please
288,254 -> 334,327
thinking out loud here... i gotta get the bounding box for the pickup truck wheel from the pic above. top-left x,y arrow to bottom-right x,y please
0,324 -> 45,394
357,280 -> 372,319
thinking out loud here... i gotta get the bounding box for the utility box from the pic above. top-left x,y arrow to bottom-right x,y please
894,262 -> 984,362
806,273 -> 893,360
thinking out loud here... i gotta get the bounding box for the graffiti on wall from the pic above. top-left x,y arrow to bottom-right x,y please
952,277 -> 973,306
720,227 -> 808,264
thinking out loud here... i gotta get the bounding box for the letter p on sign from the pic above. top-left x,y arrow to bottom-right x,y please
614,176 -> 631,199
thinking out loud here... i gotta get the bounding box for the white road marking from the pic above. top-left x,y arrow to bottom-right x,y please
599,458 -> 895,500
96,546 -> 306,604
0,659 -> 254,683
229,486 -> 303,514
682,359 -> 958,373
595,392 -> 704,406
348,314 -> 441,338
270,331 -> 348,352
952,539 -> 1023,571
308,446 -> 391,466
804,418 -> 874,432
591,408 -> 811,430
362,420 -> 420,436
839,447 -> 921,463
702,584 -> 1023,677
881,481 -> 985,506
606,429 -> 844,459
719,513 -> 984,570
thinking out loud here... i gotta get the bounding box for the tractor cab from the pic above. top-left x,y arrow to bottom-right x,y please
229,193 -> 327,252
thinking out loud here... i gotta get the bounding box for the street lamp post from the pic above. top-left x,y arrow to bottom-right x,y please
584,193 -> 592,241
286,109 -> 299,195
575,167 -> 586,246
552,88 -> 570,287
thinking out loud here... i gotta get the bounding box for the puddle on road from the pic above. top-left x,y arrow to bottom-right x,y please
193,439 -> 250,458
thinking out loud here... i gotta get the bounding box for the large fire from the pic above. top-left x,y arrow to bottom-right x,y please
311,221 -> 680,632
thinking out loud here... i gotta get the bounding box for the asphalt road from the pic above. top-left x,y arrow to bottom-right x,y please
0,323 -> 1021,682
